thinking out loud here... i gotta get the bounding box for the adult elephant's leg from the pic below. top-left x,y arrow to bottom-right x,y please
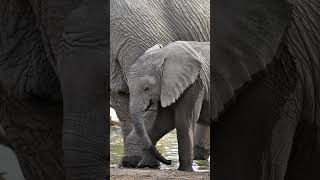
110,91 -> 133,143
0,0 -> 64,179
110,52 -> 133,142
58,1 -> 107,179
213,70 -> 302,180
194,124 -> 210,160
194,99 -> 210,160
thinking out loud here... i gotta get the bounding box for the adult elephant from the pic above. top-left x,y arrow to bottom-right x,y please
0,0 -> 107,179
213,0 -> 320,179
110,0 -> 210,167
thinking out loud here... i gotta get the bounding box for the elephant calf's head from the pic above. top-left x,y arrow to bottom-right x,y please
127,41 -> 204,165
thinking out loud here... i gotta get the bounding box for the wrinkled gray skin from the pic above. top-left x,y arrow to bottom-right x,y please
0,0 -> 107,179
127,41 -> 210,171
110,0 -> 210,167
213,0 -> 320,179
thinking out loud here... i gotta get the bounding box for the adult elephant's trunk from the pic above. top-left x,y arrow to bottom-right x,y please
130,107 -> 171,165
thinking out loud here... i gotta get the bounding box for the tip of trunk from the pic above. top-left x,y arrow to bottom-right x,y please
147,146 -> 172,165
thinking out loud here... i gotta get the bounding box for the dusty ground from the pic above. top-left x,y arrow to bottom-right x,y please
110,167 -> 210,180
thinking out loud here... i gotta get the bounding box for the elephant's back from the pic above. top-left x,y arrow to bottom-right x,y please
110,0 -> 210,48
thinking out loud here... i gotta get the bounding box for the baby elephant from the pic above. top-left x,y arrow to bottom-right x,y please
128,41 -> 209,171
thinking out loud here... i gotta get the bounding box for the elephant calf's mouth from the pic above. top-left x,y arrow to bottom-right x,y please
144,99 -> 158,112
146,108 -> 157,112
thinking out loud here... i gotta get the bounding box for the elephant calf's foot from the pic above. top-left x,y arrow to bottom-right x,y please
121,156 -> 141,167
137,154 -> 160,169
178,161 -> 194,172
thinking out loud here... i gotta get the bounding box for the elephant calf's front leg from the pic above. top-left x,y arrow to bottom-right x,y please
137,108 -> 175,168
176,123 -> 195,172
174,108 -> 195,171
174,84 -> 205,172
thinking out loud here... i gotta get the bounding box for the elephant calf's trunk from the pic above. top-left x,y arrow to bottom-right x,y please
147,146 -> 172,165
131,111 -> 171,165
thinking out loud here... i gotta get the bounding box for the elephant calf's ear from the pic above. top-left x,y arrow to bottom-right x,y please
160,42 -> 203,107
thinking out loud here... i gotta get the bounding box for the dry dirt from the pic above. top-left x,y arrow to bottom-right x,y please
110,167 -> 210,180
